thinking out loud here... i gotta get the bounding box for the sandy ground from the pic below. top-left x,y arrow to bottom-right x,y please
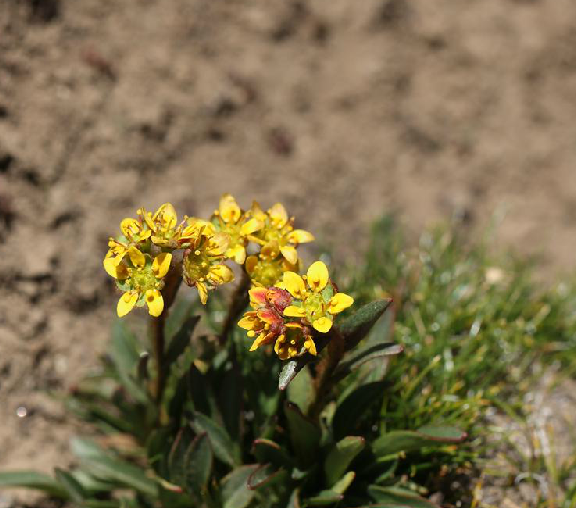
3,0 -> 576,504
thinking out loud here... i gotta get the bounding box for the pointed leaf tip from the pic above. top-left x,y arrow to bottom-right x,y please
340,299 -> 393,350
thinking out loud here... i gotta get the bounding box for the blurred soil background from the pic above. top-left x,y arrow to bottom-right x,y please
3,0 -> 576,504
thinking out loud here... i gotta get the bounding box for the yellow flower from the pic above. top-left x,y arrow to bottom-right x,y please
281,261 -> 354,333
107,247 -> 172,318
245,254 -> 298,288
238,286 -> 315,359
274,322 -> 317,360
183,229 -> 234,304
247,202 -> 314,265
138,203 -> 181,248
211,194 -> 263,264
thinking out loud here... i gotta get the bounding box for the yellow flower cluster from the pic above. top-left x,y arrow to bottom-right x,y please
103,196 -> 314,318
238,261 -> 354,360
103,203 -> 233,316
211,195 -> 314,288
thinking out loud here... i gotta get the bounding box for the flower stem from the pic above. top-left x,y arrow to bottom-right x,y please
149,257 -> 183,415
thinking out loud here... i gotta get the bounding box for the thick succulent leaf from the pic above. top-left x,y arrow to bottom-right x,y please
71,438 -> 157,497
252,439 -> 293,468
190,411 -> 240,467
54,468 -> 86,502
284,402 -> 321,467
221,465 -> 258,508
0,471 -> 68,498
188,362 -> 212,415
286,489 -> 302,508
110,320 -> 147,402
219,366 -> 243,439
324,436 -> 365,486
332,471 -> 355,495
184,433 -> 212,494
167,427 -> 193,487
164,315 -> 200,367
332,381 -> 386,441
147,427 -> 173,477
166,298 -> 199,340
368,486 -> 440,507
333,343 -> 403,382
287,365 -> 313,414
247,464 -> 286,490
372,426 -> 467,456
339,299 -> 393,350
305,490 -> 344,506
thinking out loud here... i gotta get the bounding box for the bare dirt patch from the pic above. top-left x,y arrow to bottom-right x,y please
2,0 -> 576,504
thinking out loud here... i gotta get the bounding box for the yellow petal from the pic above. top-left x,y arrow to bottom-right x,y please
312,316 -> 332,333
138,207 -> 155,230
227,244 -> 246,265
283,305 -> 306,318
154,203 -> 177,229
280,245 -> 298,265
329,293 -> 354,314
307,261 -> 329,292
128,247 -> 146,268
261,242 -> 280,260
288,229 -> 315,244
219,194 -> 241,224
196,282 -> 208,305
121,218 -> 141,238
245,255 -> 258,275
304,338 -> 317,355
238,316 -> 256,330
206,233 -> 230,256
240,217 -> 263,236
103,254 -> 128,279
207,264 -> 234,285
283,271 -> 305,298
250,201 -> 267,222
268,203 -> 288,226
117,291 -> 138,317
145,289 -> 164,317
152,252 -> 172,279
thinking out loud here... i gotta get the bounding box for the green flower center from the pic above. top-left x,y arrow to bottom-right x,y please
129,266 -> 157,291
303,293 -> 326,321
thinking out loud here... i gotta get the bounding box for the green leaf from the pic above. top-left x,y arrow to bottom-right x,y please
332,471 -> 355,495
188,362 -> 211,415
166,298 -> 198,340
184,433 -> 212,494
191,412 -> 239,467
252,439 -> 293,468
0,471 -> 68,498
110,320 -> 147,402
372,426 -> 467,456
339,299 -> 393,350
54,468 -> 86,502
287,365 -> 313,414
286,489 -> 302,508
368,486 -> 440,507
284,402 -> 321,467
167,427 -> 194,487
71,438 -> 157,497
219,365 -> 243,439
334,343 -> 403,381
332,381 -> 386,441
305,490 -> 344,506
247,464 -> 285,490
147,427 -> 172,477
221,465 -> 257,508
164,315 -> 200,367
324,436 -> 365,486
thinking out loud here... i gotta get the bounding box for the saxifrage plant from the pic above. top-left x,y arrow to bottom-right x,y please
0,196 -> 466,508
